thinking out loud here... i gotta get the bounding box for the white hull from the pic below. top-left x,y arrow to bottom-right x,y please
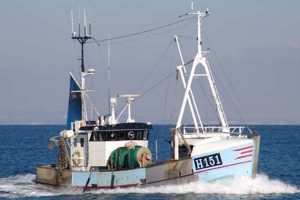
37,135 -> 260,188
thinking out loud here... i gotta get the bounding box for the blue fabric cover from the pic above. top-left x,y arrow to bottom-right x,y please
66,74 -> 82,129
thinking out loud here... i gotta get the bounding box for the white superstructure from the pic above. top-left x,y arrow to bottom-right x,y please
173,5 -> 245,160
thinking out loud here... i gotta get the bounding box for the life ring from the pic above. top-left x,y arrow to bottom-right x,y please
72,150 -> 83,166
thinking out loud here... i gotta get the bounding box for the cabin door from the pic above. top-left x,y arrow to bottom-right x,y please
71,134 -> 88,170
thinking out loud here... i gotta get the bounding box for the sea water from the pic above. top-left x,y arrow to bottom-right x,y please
0,125 -> 299,199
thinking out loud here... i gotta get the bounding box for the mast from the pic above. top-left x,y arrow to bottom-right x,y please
175,35 -> 204,132
108,33 -> 111,115
71,9 -> 94,121
174,4 -> 229,159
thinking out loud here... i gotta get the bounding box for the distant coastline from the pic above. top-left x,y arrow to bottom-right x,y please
1,122 -> 300,126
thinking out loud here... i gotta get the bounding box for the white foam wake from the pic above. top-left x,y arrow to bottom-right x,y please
0,174 -> 298,198
0,174 -> 80,198
98,174 -> 299,195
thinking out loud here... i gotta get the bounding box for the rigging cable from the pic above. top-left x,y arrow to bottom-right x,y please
136,71 -> 177,102
114,70 -> 176,120
203,30 -> 241,103
138,40 -> 173,92
175,35 -> 219,124
162,41 -> 176,123
177,35 -> 196,40
89,16 -> 194,44
91,17 -> 194,116
86,16 -> 194,120
171,71 -> 179,125
203,31 -> 248,125
196,78 -> 222,124
109,19 -> 194,46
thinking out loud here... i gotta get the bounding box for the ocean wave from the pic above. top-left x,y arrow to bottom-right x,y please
0,174 -> 79,198
94,174 -> 299,195
0,173 -> 298,198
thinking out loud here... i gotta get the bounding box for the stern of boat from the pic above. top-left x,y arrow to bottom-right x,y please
36,164 -> 71,186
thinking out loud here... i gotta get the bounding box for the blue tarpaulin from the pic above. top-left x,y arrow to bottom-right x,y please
66,74 -> 82,129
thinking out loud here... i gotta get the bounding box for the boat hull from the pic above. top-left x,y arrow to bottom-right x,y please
37,158 -> 195,188
36,135 -> 260,188
191,134 -> 260,182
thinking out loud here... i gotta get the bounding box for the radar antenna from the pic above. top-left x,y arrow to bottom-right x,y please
118,94 -> 140,123
71,9 -> 93,73
70,8 -> 96,121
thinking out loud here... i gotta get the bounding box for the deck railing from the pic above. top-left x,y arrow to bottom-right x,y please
182,126 -> 248,135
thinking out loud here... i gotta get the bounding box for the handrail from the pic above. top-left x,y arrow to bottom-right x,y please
182,125 -> 247,135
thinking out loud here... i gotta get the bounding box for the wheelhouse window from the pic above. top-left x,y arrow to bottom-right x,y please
143,131 -> 149,140
90,130 -> 150,141
80,138 -> 84,147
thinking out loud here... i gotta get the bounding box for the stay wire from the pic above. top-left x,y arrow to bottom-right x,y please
91,17 -> 193,118
114,71 -> 177,117
138,40 -> 174,92
203,30 -> 241,104
89,16 -> 194,44
196,77 -> 220,124
109,19 -> 194,46
162,42 -> 176,123
135,70 -> 177,102
177,35 -> 197,40
203,31 -> 248,125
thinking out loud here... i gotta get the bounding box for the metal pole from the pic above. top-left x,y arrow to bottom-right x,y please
81,41 -> 85,72
155,139 -> 158,161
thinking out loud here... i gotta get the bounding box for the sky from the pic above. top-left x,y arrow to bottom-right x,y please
0,0 -> 299,125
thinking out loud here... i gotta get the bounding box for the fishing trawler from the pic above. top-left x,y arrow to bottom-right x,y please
36,4 -> 260,190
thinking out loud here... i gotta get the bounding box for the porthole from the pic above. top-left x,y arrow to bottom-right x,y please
128,131 -> 135,139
